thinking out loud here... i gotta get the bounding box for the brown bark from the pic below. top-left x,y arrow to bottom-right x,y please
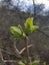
24,36 -> 30,65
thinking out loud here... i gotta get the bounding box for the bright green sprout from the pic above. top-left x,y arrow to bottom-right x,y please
18,61 -> 25,65
10,25 -> 25,39
24,18 -> 39,34
10,17 -> 39,39
29,60 -> 39,65
18,24 -> 26,37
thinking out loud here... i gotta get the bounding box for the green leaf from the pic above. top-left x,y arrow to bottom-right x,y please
24,18 -> 34,34
18,61 -> 25,65
10,26 -> 22,39
24,17 -> 39,34
18,24 -> 23,33
10,34 -> 20,39
10,26 -> 22,35
31,25 -> 39,33
18,24 -> 26,37
29,60 -> 39,65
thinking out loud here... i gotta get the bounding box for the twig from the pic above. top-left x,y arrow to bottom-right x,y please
13,40 -> 22,58
0,49 -> 4,61
19,44 -> 32,54
0,48 -> 22,60
1,48 -> 14,55
3,60 -> 17,63
0,48 -> 5,65
0,44 -> 32,58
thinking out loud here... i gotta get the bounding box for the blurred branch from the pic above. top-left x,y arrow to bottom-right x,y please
3,60 -> 17,63
37,29 -> 49,38
0,49 -> 17,63
0,49 -> 5,65
13,40 -> 22,58
19,44 -> 32,54
0,49 -> 4,61
1,48 -> 15,56
0,44 -> 32,58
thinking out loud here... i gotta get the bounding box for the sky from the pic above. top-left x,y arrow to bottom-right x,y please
12,0 -> 49,10
35,0 -> 49,9
23,0 -> 49,9
0,0 -> 49,10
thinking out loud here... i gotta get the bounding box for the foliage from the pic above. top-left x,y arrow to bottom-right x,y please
29,60 -> 39,65
10,17 -> 39,65
10,17 -> 39,39
24,18 -> 33,34
24,18 -> 39,34
18,61 -> 25,65
10,24 -> 26,39
18,60 -> 46,65
18,60 -> 39,65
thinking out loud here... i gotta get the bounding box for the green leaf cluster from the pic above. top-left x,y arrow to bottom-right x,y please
10,17 -> 39,39
10,25 -> 26,39
29,60 -> 39,65
18,60 -> 39,65
24,18 -> 39,34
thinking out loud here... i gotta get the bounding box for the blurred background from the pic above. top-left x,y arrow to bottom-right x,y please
0,0 -> 49,65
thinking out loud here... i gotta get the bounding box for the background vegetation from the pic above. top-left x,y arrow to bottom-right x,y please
0,0 -> 49,65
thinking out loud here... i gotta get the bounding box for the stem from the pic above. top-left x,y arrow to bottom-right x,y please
0,49 -> 5,65
19,44 -> 32,54
24,36 -> 30,65
13,40 -> 22,59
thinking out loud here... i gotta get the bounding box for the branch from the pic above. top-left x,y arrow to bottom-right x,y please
3,60 -> 17,63
0,49 -> 4,61
37,29 -> 49,38
0,48 -> 22,59
19,44 -> 32,54
13,40 -> 33,60
0,48 -> 5,65
13,41 -> 22,58
1,48 -> 14,55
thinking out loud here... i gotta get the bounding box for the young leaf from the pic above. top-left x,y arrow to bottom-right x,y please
31,25 -> 39,33
18,24 -> 26,37
18,24 -> 23,33
10,26 -> 22,39
24,17 -> 39,34
18,61 -> 25,65
18,25 -> 26,37
10,26 -> 22,35
29,60 -> 39,65
24,18 -> 33,34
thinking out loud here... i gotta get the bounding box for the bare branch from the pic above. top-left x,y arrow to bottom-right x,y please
13,40 -> 22,58
0,49 -> 5,65
19,44 -> 32,54
3,60 -> 17,63
0,49 -> 4,61
1,48 -> 14,55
